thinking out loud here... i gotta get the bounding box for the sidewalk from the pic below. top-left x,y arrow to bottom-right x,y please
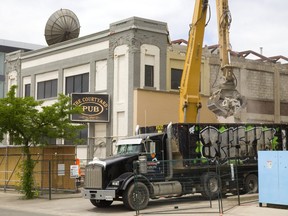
0,189 -> 287,216
224,203 -> 288,216
0,188 -> 82,199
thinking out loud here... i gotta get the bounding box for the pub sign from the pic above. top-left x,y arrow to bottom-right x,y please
71,93 -> 110,122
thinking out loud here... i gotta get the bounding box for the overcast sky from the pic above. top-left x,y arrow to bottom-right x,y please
1,0 -> 288,58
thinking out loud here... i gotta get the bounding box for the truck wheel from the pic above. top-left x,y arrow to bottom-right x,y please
201,172 -> 220,199
244,174 -> 258,194
90,199 -> 113,208
123,182 -> 149,210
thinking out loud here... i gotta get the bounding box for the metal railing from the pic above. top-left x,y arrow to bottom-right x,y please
132,157 -> 258,215
0,146 -> 81,199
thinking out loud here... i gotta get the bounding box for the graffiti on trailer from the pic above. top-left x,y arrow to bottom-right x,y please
191,125 -> 278,161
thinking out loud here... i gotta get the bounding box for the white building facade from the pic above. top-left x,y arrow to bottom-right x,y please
5,17 -> 288,163
5,17 -> 170,162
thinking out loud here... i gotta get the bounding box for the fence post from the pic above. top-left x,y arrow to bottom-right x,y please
48,160 -> 52,200
133,160 -> 140,216
236,157 -> 240,205
4,146 -> 8,192
216,159 -> 223,214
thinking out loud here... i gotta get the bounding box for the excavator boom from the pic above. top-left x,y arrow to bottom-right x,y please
207,0 -> 246,118
179,0 -> 246,122
178,0 -> 208,123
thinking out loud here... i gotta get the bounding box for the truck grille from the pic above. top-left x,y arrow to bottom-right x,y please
84,164 -> 102,188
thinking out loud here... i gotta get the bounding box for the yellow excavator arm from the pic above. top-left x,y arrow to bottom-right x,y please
179,0 -> 208,123
207,0 -> 246,118
179,0 -> 246,123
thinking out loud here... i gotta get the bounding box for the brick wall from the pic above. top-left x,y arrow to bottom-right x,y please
246,69 -> 274,100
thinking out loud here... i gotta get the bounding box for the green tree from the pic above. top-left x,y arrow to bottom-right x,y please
0,85 -> 85,199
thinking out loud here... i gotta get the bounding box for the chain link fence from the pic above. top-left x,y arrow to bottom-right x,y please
131,157 -> 258,215
0,146 -> 81,199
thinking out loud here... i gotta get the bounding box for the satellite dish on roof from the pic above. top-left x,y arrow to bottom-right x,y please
44,9 -> 80,46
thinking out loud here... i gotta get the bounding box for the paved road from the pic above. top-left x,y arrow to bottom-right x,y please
0,190 -> 287,216
0,191 -> 220,216
0,208 -> 55,216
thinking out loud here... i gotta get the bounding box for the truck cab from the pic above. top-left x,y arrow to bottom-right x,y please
115,133 -> 166,161
82,132 -> 170,210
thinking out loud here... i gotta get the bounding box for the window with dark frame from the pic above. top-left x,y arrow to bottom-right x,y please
24,84 -> 31,97
37,79 -> 58,99
171,68 -> 183,90
145,65 -> 154,87
64,127 -> 88,145
40,137 -> 57,145
65,73 -> 89,95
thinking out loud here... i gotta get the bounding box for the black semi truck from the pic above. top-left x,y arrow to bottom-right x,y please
82,123 -> 287,210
